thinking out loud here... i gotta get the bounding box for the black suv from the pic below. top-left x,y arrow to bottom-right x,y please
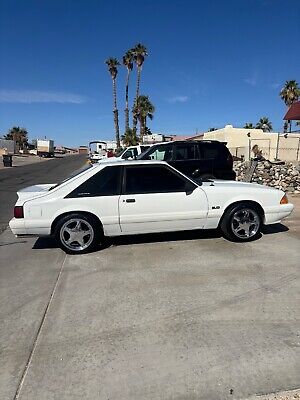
138,140 -> 236,180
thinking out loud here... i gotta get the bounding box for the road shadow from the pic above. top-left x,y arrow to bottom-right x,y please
0,240 -> 27,247
262,223 -> 289,235
109,229 -> 221,247
32,225 -> 288,253
33,229 -> 222,253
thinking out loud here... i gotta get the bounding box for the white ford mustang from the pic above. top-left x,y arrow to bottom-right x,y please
9,160 -> 293,254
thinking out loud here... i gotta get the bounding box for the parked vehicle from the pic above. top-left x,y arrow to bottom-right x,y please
9,160 -> 293,254
89,141 -> 109,162
37,139 -> 54,158
138,140 -> 236,180
98,145 -> 151,163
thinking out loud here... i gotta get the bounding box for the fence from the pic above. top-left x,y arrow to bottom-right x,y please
229,136 -> 300,162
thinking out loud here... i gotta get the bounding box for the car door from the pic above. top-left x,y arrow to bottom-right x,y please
169,143 -> 200,178
119,164 -> 208,234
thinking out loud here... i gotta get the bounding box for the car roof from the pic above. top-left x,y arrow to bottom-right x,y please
146,140 -> 225,145
93,159 -> 167,168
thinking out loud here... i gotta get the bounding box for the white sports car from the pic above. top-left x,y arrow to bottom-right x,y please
9,160 -> 293,254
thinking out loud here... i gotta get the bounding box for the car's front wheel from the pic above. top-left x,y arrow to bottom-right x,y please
220,203 -> 262,242
55,213 -> 101,254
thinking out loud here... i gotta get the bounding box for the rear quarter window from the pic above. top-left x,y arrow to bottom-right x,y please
66,166 -> 122,197
200,143 -> 227,160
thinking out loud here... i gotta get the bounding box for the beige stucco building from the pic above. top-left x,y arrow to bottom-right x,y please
192,125 -> 300,162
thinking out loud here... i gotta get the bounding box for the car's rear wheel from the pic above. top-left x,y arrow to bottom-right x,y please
220,203 -> 262,242
55,213 -> 101,254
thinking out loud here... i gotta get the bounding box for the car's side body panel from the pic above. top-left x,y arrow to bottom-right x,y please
119,188 -> 208,234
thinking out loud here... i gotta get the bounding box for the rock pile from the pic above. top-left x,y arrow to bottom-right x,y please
234,161 -> 300,193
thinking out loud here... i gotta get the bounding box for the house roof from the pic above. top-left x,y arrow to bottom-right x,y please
283,101 -> 300,120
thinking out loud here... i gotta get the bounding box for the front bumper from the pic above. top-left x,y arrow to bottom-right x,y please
264,203 -> 294,225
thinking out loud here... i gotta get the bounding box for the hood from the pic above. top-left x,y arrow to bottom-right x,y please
17,184 -> 54,200
97,157 -> 121,163
203,179 -> 279,192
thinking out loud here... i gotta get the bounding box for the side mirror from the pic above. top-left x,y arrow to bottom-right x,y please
185,182 -> 196,195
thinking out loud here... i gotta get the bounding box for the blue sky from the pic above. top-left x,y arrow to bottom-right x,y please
0,0 -> 299,147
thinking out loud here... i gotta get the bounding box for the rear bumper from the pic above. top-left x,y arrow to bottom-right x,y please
9,218 -> 51,237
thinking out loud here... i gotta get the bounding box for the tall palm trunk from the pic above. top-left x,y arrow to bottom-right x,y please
141,116 -> 146,137
133,66 -> 142,132
112,78 -> 120,148
124,68 -> 130,131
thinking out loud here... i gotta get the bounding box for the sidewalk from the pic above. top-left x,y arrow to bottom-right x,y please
0,154 -> 54,170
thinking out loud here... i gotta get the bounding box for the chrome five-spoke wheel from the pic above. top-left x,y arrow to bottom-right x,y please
55,213 -> 101,254
220,203 -> 262,242
230,208 -> 260,239
58,217 -> 95,253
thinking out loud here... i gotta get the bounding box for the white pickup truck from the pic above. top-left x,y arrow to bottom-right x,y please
98,145 -> 151,163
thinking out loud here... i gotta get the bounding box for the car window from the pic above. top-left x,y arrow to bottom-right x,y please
124,165 -> 190,194
66,166 -> 122,197
141,144 -> 173,161
199,143 -> 224,159
121,148 -> 138,159
49,164 -> 93,190
140,145 -> 150,152
174,144 -> 199,160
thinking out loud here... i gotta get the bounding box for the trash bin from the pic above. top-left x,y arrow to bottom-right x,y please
3,154 -> 13,167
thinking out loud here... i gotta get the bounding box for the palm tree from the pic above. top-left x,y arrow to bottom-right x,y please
256,117 -> 273,132
4,126 -> 28,149
133,95 -> 155,137
280,80 -> 300,107
280,80 -> 300,132
105,57 -> 121,148
132,43 -> 148,131
122,50 -> 134,132
244,123 -> 255,129
121,128 -> 138,147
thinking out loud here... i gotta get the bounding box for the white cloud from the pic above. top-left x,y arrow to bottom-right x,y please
270,82 -> 280,89
244,77 -> 257,86
167,95 -> 189,104
0,89 -> 87,104
244,71 -> 258,87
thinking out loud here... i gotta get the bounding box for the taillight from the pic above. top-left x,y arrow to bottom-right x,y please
280,195 -> 289,205
14,206 -> 24,218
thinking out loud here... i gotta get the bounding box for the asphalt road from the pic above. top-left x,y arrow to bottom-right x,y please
0,154 -> 87,234
0,158 -> 299,400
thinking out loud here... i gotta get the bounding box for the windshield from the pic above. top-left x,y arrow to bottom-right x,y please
49,164 -> 93,190
137,144 -> 173,161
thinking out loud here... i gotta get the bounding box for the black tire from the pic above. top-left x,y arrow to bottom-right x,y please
54,213 -> 102,254
220,203 -> 262,242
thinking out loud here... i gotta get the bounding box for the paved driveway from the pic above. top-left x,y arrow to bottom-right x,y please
1,203 -> 299,399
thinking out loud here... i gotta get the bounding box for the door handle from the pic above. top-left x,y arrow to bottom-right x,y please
124,198 -> 136,203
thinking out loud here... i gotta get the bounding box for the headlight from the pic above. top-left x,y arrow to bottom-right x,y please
280,194 -> 289,204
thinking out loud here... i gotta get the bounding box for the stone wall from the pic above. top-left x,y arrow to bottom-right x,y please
234,161 -> 300,194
